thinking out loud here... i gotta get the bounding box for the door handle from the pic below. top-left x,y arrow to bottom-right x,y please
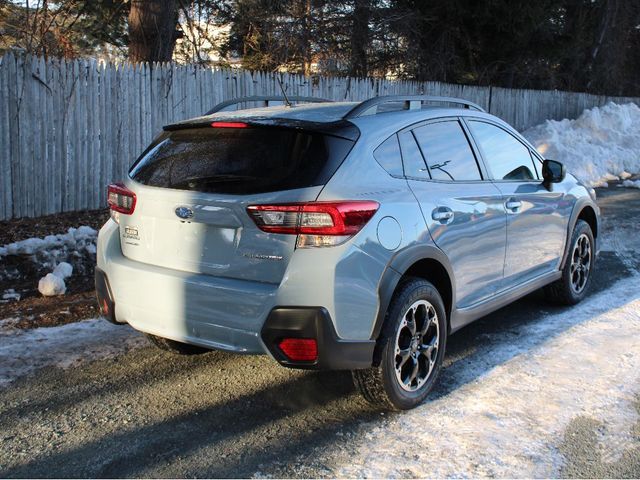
505,198 -> 522,212
432,207 -> 454,223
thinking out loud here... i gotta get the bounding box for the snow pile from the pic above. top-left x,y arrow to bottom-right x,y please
52,261 -> 73,279
621,179 -> 640,189
37,261 -> 73,296
523,102 -> 640,187
0,226 -> 97,258
38,273 -> 66,296
0,226 -> 97,284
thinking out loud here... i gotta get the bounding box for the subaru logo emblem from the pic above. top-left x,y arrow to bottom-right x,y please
175,206 -> 194,220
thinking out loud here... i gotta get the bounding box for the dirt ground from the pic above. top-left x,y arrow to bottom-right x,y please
0,209 -> 109,246
0,209 -> 108,328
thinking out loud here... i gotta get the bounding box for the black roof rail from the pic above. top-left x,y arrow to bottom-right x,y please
205,95 -> 333,115
343,95 -> 486,119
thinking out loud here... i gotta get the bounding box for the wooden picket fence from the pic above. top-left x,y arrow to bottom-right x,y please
1,52 -> 638,221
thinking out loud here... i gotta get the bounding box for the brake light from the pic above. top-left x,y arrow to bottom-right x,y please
247,201 -> 379,248
107,183 -> 136,222
211,121 -> 250,128
278,338 -> 318,362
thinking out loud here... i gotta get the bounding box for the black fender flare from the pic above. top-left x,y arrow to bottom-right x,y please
560,198 -> 600,270
371,243 -> 456,341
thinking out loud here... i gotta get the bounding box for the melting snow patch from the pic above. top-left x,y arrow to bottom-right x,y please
0,318 -> 145,386
0,227 -> 97,286
319,273 -> 640,478
523,102 -> 640,187
0,226 -> 97,259
1,289 -> 21,302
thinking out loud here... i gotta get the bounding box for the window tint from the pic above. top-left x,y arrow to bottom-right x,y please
468,121 -> 538,181
398,131 -> 429,179
130,127 -> 354,194
412,121 -> 481,181
374,135 -> 403,176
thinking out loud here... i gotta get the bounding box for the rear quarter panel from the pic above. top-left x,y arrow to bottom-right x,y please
298,137 -> 432,340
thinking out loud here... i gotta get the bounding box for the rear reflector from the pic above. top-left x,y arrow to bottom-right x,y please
247,201 -> 379,237
211,121 -> 250,128
278,338 -> 318,362
101,298 -> 110,315
107,183 -> 137,215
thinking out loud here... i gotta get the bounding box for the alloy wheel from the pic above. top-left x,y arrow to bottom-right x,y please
570,233 -> 592,294
393,300 -> 440,392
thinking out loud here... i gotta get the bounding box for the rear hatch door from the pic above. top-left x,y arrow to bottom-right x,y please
118,122 -> 355,284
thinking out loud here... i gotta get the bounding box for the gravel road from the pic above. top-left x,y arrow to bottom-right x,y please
0,188 -> 639,478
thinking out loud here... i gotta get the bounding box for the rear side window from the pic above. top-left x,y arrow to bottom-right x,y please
468,121 -> 538,181
399,131 -> 429,179
412,121 -> 481,181
130,126 -> 354,194
373,135 -> 403,176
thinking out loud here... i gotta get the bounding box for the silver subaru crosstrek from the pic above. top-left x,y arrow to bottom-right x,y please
96,95 -> 600,410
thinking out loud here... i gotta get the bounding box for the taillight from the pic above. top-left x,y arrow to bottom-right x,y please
278,338 -> 318,362
107,183 -> 136,223
247,201 -> 379,248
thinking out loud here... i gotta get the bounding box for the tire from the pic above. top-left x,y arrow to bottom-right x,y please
352,277 -> 447,410
145,334 -> 211,355
544,219 -> 595,305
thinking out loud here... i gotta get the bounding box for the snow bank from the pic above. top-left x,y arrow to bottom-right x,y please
523,102 -> 640,187
0,319 -> 145,386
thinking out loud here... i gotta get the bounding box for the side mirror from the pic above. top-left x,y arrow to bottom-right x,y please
542,159 -> 566,188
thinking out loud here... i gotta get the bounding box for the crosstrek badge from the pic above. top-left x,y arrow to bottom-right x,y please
123,226 -> 140,245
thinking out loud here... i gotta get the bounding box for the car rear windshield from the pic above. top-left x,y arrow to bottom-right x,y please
129,126 -> 355,194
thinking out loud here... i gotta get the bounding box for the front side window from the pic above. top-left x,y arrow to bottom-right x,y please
412,121 -> 481,181
468,121 -> 538,181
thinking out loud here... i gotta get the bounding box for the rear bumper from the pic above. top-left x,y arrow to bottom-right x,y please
97,222 -> 276,354
96,220 -> 376,368
261,307 -> 375,370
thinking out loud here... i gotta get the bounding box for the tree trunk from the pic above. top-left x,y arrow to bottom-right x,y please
349,0 -> 370,77
301,0 -> 313,76
128,0 -> 179,63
